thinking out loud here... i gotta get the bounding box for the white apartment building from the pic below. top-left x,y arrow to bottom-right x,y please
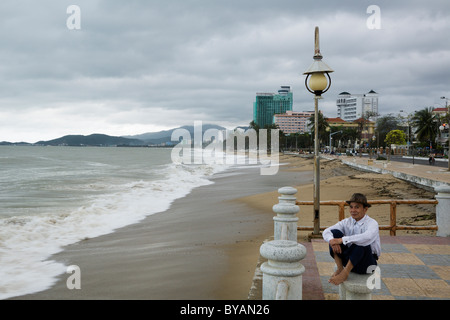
337,90 -> 379,121
273,110 -> 314,134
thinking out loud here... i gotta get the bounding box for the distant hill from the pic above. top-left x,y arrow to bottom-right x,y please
0,141 -> 32,146
35,134 -> 145,146
124,124 -> 227,145
2,124 -> 233,147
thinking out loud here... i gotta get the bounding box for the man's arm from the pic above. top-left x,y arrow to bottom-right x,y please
323,221 -> 346,254
323,221 -> 345,242
329,237 -> 343,254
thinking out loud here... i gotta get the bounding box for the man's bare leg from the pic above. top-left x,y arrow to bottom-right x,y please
329,255 -> 344,280
330,260 -> 354,285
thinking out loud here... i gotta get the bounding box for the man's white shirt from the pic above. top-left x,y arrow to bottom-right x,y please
323,214 -> 381,257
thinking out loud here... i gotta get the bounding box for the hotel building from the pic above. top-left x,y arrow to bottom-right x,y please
273,110 -> 314,134
337,90 -> 379,121
253,86 -> 293,128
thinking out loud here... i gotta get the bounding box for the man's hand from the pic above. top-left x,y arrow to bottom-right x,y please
329,238 -> 343,254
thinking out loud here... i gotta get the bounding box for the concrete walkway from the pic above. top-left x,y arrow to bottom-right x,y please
326,154 -> 450,189
310,236 -> 450,300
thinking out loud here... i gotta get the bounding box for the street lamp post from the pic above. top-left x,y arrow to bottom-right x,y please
441,97 -> 450,171
303,26 -> 334,237
329,130 -> 342,154
439,123 -> 449,171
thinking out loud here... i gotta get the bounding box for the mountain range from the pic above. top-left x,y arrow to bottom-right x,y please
1,124 -> 231,147
34,134 -> 145,147
122,124 -> 228,145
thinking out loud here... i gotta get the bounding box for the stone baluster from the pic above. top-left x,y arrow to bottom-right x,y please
260,187 -> 306,300
435,185 -> 450,237
260,240 -> 306,300
272,187 -> 299,241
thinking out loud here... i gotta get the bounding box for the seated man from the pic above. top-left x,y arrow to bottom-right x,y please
323,193 -> 381,285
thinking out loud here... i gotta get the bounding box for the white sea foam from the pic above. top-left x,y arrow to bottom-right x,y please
0,150 -> 245,300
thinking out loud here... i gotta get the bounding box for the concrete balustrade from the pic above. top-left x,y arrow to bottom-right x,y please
272,187 -> 299,241
260,240 -> 306,300
435,185 -> 450,237
260,187 -> 306,300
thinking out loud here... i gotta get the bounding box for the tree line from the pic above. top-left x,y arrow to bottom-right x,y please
250,107 -> 449,157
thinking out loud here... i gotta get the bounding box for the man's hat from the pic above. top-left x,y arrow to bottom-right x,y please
346,193 -> 371,208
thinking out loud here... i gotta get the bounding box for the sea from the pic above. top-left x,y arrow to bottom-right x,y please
0,145 -> 252,299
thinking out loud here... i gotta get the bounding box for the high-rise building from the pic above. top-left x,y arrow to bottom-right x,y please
253,86 -> 293,128
336,92 -> 357,121
273,110 -> 314,134
363,90 -> 379,117
337,90 -> 378,121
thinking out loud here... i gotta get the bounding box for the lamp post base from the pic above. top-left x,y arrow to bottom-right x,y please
308,232 -> 323,241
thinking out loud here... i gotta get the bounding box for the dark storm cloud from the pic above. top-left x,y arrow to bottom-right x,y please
0,0 -> 449,141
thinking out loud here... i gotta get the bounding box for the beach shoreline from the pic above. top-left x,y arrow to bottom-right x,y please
12,157 -> 312,300
11,154 -> 436,300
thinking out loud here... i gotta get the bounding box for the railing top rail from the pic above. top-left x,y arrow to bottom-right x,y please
295,198 -> 439,236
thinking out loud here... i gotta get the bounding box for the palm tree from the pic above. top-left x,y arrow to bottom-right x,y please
248,121 -> 282,151
249,120 -> 260,131
336,127 -> 358,149
308,113 -> 329,146
412,107 -> 438,148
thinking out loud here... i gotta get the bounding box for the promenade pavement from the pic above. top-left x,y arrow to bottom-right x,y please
249,154 -> 450,300
309,236 -> 450,300
331,154 -> 450,188
250,235 -> 450,300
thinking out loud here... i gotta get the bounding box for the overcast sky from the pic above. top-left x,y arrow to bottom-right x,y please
0,0 -> 449,142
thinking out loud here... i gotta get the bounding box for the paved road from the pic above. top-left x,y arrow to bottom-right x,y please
356,154 -> 449,168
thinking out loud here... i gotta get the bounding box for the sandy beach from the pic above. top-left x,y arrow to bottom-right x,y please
13,154 -> 436,300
